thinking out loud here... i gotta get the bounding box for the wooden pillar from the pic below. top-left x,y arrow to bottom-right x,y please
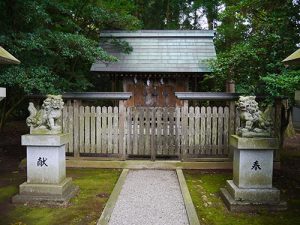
181,100 -> 189,161
73,100 -> 81,158
226,80 -> 235,93
227,80 -> 236,159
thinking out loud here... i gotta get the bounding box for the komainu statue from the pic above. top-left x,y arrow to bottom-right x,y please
237,96 -> 273,138
26,95 -> 64,134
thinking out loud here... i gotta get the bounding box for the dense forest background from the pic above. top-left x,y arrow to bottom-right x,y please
0,0 -> 299,127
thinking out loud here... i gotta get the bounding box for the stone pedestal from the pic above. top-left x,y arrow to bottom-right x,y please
13,134 -> 79,205
0,87 -> 6,101
220,135 -> 287,212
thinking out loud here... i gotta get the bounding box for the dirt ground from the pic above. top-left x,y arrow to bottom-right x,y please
0,121 -> 28,172
283,132 -> 300,153
281,132 -> 300,182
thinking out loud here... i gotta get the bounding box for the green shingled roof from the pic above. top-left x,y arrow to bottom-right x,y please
0,46 -> 20,64
91,30 -> 216,74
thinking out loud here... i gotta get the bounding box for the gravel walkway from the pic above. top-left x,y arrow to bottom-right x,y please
108,170 -> 189,225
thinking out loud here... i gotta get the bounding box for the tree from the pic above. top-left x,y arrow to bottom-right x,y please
206,0 -> 300,98
0,0 -> 141,129
133,0 -> 221,30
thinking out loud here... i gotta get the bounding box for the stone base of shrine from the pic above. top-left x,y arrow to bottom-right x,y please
12,178 -> 79,205
220,181 -> 287,212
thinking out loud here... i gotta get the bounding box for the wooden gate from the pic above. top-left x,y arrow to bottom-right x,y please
126,107 -> 177,159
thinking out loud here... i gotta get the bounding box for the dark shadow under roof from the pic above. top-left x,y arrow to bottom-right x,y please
91,30 -> 216,74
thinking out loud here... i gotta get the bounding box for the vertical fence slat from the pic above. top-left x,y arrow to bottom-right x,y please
163,107 -> 169,155
145,108 -> 150,156
218,107 -> 224,155
96,107 -> 101,154
126,108 -> 132,156
206,107 -> 212,155
188,107 -> 195,155
101,107 -> 107,154
90,106 -> 96,154
84,106 -> 90,153
73,101 -> 79,157
119,102 -> 126,159
113,106 -> 119,154
175,107 -> 181,157
139,108 -> 145,155
224,107 -> 229,154
79,106 -> 84,154
194,107 -> 200,155
157,108 -> 163,155
212,106 -> 218,155
150,108 -> 156,160
107,106 -> 113,154
200,107 -> 206,155
169,108 -> 175,156
181,104 -> 188,159
133,107 -> 139,155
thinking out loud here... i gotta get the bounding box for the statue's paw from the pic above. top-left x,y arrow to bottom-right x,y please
253,128 -> 263,133
51,125 -> 62,130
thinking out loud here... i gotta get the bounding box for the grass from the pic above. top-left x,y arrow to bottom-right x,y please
184,170 -> 300,225
0,168 -> 121,225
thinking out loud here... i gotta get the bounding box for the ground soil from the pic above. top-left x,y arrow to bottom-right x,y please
0,121 -> 28,172
283,132 -> 300,153
281,132 -> 300,182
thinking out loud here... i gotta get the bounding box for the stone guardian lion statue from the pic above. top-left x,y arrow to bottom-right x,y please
26,95 -> 64,134
236,96 -> 273,138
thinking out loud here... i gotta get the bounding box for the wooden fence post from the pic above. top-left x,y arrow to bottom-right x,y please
228,100 -> 235,158
151,108 -> 156,161
119,100 -> 126,160
227,80 -> 236,159
181,100 -> 188,161
73,100 -> 80,158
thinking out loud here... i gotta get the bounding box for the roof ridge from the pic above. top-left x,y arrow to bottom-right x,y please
100,30 -> 215,38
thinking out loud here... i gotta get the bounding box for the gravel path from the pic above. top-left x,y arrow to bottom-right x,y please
108,170 -> 189,225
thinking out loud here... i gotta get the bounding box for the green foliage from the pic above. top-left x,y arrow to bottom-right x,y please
0,0 -> 140,94
209,0 -> 300,99
0,0 -> 141,127
261,70 -> 300,102
0,66 -> 60,94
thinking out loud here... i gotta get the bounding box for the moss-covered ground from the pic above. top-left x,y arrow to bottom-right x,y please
184,170 -> 300,225
0,168 -> 121,225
